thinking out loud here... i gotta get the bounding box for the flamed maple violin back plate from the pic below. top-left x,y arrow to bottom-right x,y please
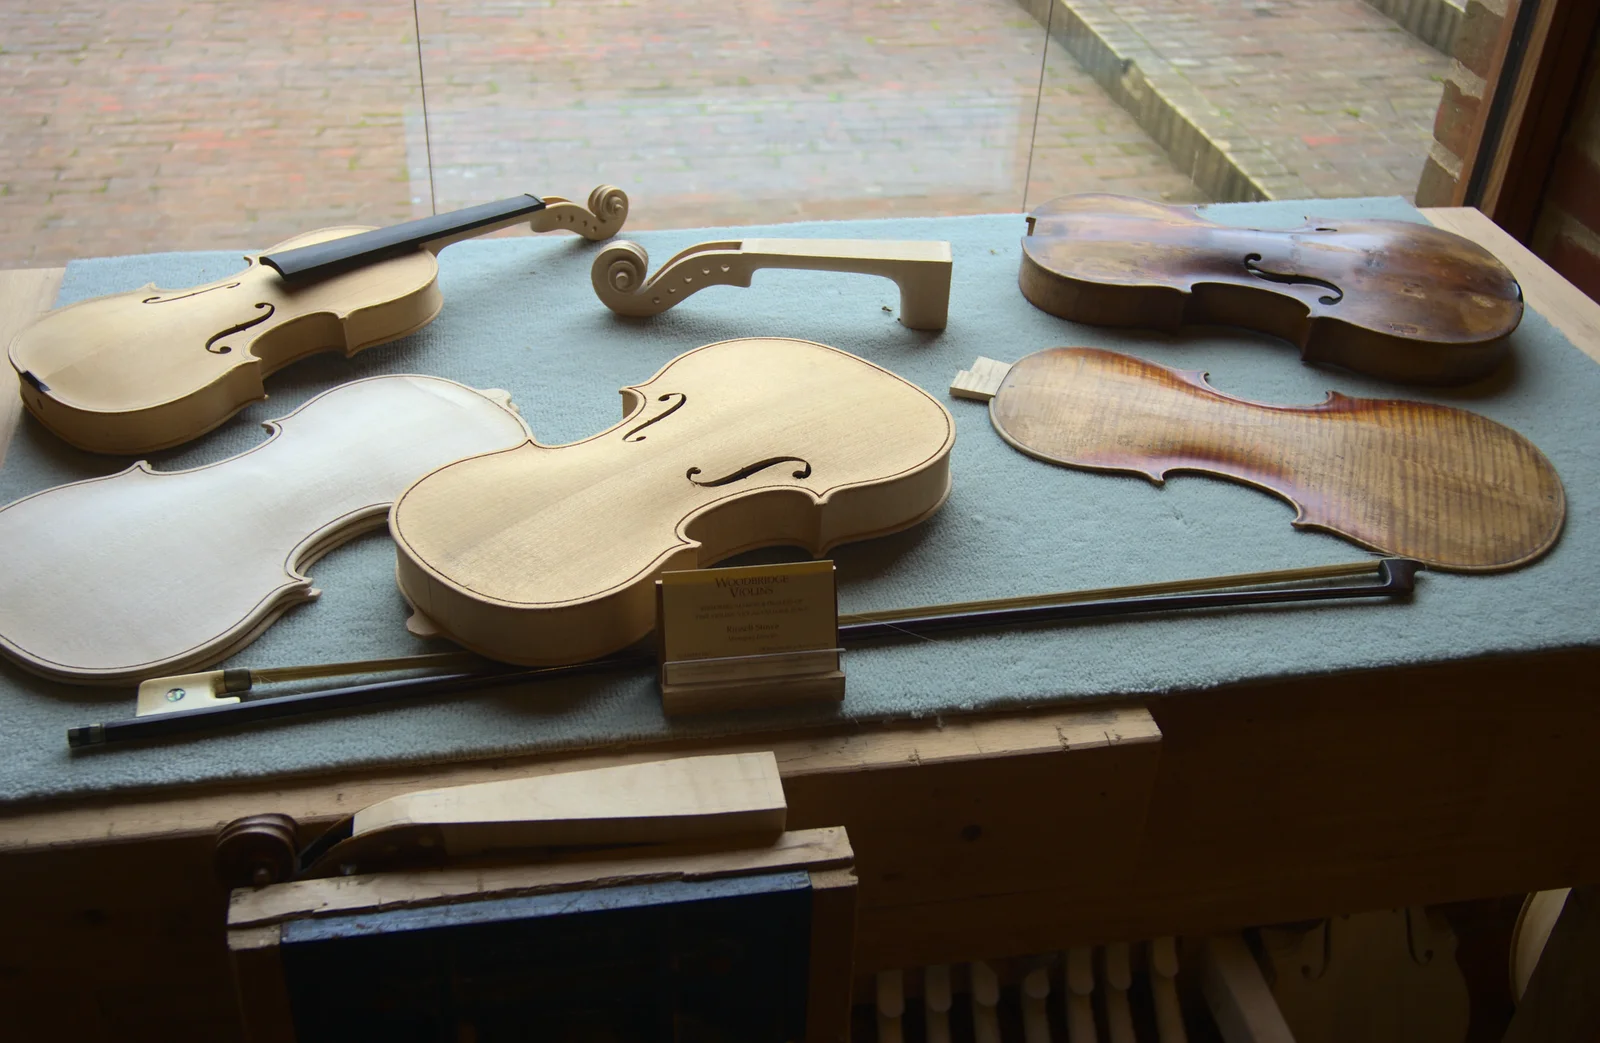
0,375 -> 531,684
392,337 -> 956,666
990,348 -> 1564,572
8,226 -> 442,454
1019,193 -> 1524,385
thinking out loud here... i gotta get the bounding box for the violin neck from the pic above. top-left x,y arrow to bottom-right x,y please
260,194 -> 548,283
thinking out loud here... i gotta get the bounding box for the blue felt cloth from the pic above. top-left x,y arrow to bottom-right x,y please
2,197 -> 1597,804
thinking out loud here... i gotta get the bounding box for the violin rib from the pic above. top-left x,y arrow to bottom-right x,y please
984,348 -> 1563,572
0,375 -> 532,684
391,337 -> 957,666
1019,194 -> 1524,386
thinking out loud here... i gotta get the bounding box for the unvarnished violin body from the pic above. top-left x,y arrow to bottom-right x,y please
0,375 -> 531,684
391,338 -> 956,666
970,347 -> 1562,572
10,187 -> 627,455
1019,194 -> 1523,386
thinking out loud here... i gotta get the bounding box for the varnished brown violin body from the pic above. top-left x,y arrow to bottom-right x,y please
1019,194 -> 1523,386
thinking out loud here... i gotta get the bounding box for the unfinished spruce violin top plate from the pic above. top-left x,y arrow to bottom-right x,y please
987,347 -> 1563,572
0,375 -> 531,685
392,337 -> 956,667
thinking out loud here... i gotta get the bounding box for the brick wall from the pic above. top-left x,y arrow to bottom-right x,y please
1415,0 -> 1507,205
1414,1 -> 1600,303
1527,33 -> 1600,301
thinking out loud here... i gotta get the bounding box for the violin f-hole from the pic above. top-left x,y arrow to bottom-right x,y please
686,457 -> 813,487
204,302 -> 276,355
622,393 -> 687,442
1242,253 -> 1344,305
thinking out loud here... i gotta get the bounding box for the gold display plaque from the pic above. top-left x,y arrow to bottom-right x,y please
657,560 -> 838,661
656,560 -> 844,715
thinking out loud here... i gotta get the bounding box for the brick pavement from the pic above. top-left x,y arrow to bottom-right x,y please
415,0 -> 1206,226
1031,0 -> 1451,201
0,0 -> 1451,268
0,1 -> 425,267
0,0 -> 1202,266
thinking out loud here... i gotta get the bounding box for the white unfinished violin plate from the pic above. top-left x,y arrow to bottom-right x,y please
0,375 -> 531,685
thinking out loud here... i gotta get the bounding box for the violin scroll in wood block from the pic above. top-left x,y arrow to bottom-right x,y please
0,375 -> 531,685
593,238 -> 952,329
1018,194 -> 1523,385
392,337 -> 956,666
9,186 -> 628,455
952,348 -> 1563,572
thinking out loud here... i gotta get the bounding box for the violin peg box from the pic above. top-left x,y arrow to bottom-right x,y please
660,648 -> 846,717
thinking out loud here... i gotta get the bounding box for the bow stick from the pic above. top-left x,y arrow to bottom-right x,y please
68,558 -> 1416,748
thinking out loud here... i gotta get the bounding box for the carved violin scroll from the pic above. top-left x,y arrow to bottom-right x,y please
592,238 -> 953,329
1018,194 -> 1524,386
391,337 -> 956,666
956,348 -> 1563,572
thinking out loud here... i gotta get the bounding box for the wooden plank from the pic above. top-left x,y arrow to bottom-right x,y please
226,925 -> 294,1043
0,705 -> 1153,851
806,867 -> 859,1043
228,826 -> 852,929
1503,885 -> 1600,1043
338,750 -> 788,857
1200,934 -> 1297,1043
1478,0 -> 1600,242
1423,207 -> 1600,362
1447,0 -> 1522,209
0,266 -> 65,470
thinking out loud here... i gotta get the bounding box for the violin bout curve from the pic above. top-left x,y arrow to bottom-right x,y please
391,337 -> 957,666
988,347 -> 1563,572
1018,193 -> 1523,386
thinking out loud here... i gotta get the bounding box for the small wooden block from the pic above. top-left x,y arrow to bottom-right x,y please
949,356 -> 1011,401
339,751 -> 789,862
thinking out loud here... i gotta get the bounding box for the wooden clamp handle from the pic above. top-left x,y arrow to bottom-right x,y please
591,238 -> 952,329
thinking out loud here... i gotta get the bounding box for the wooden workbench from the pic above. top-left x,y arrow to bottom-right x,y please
0,209 -> 1596,1040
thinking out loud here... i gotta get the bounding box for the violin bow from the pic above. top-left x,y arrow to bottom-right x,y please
68,558 -> 1416,748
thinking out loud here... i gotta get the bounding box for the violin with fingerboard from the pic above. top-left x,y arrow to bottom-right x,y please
9,186 -> 627,454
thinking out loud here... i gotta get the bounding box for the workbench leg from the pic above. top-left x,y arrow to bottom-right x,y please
228,924 -> 295,1043
1503,884 -> 1600,1043
808,867 -> 859,1043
